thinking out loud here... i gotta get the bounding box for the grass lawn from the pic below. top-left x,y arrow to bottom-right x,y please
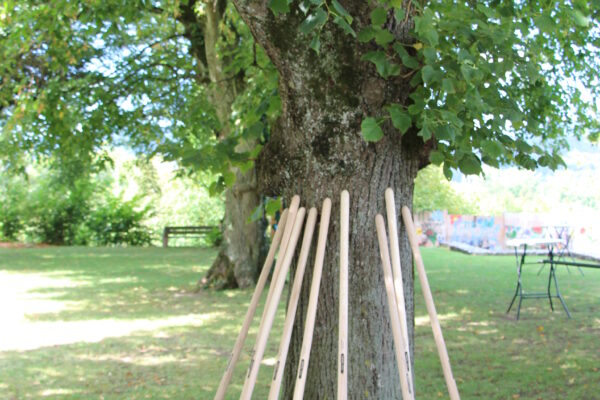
0,246 -> 598,399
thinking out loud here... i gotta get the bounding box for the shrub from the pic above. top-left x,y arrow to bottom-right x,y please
0,174 -> 27,240
86,193 -> 153,246
26,172 -> 93,245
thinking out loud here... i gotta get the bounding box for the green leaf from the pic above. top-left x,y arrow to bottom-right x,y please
401,54 -> 419,69
239,160 -> 255,173
374,29 -> 395,45
515,140 -> 532,153
309,34 -> 321,53
209,177 -> 226,196
481,139 -> 504,158
268,0 -> 290,16
358,26 -> 376,42
362,51 -> 400,78
415,14 -> 439,46
408,103 -> 423,115
248,204 -> 264,223
460,64 -> 478,83
458,154 -> 482,175
265,197 -> 282,215
423,47 -> 437,63
394,7 -> 405,21
421,27 -> 439,46
370,7 -> 387,26
418,124 -> 433,140
393,43 -> 409,58
299,8 -> 328,34
429,150 -> 445,165
332,0 -> 352,23
223,170 -> 236,186
515,153 -> 536,170
388,104 -> 412,134
571,10 -> 590,27
361,117 -> 384,142
334,16 -> 356,37
476,4 -> 493,19
441,78 -> 456,94
443,163 -> 453,180
482,154 -> 500,168
534,14 -> 554,33
433,124 -> 455,140
421,65 -> 436,83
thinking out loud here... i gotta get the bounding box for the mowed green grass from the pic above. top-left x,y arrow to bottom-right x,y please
0,246 -> 599,399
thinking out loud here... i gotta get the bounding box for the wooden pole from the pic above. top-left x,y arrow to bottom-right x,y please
261,196 -> 301,325
402,206 -> 461,400
384,188 -> 414,394
338,190 -> 349,400
375,215 -> 414,400
268,207 -> 318,400
240,207 -> 307,400
213,209 -> 290,400
293,198 -> 332,400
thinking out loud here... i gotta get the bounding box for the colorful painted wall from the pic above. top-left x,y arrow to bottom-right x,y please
414,210 -> 600,258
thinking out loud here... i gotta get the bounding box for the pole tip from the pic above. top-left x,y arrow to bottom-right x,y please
290,195 -> 301,208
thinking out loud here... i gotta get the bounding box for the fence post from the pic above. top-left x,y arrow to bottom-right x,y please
162,227 -> 169,248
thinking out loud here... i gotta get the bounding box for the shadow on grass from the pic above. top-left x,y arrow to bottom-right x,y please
0,246 -> 286,399
0,247 -> 237,322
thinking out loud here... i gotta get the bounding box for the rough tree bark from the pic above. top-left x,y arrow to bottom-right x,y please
179,0 -> 266,289
233,2 -> 431,398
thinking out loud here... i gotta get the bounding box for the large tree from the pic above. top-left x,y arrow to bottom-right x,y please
230,0 -> 598,398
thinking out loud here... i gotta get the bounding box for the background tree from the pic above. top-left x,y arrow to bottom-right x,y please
0,0 -> 280,287
413,165 -> 478,214
231,0 -> 599,398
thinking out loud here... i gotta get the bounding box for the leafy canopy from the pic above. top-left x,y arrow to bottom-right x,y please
0,1 -> 279,189
273,0 -> 600,178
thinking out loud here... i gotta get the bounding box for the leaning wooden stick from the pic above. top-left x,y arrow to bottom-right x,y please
375,215 -> 414,400
213,208 -> 290,400
402,206 -> 461,400
384,188 -> 414,395
260,196 -> 301,326
338,190 -> 349,400
240,207 -> 307,400
292,198 -> 332,400
268,207 -> 318,400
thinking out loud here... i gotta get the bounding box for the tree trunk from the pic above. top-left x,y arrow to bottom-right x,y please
205,168 -> 267,289
180,0 -> 265,289
233,2 -> 430,397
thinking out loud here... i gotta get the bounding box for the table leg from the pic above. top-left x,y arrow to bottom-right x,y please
507,246 -> 526,319
547,264 -> 555,312
551,264 -> 572,319
506,284 -> 519,314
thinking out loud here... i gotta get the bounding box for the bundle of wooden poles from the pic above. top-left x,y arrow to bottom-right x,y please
213,189 -> 460,400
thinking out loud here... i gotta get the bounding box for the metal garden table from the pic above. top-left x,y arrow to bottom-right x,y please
506,238 -> 571,320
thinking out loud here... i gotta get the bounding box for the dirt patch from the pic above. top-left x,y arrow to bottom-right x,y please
0,242 -> 27,248
0,242 -> 52,248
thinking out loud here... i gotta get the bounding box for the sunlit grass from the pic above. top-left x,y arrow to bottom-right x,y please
0,246 -> 599,399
